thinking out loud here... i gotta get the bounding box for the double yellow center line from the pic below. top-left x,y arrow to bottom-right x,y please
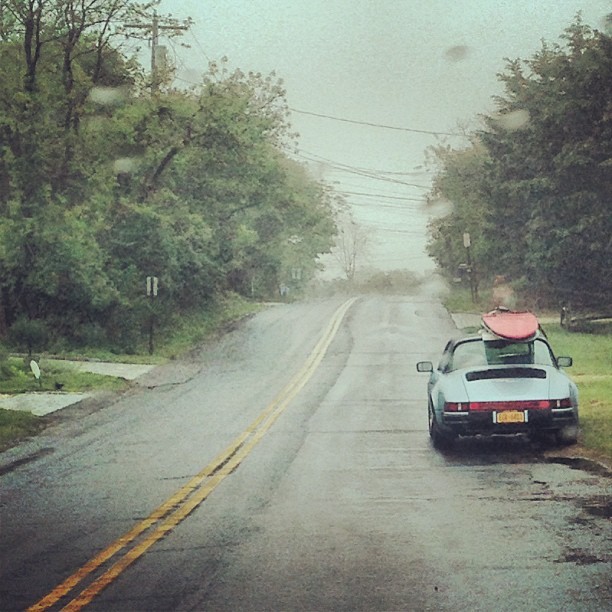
29,298 -> 356,611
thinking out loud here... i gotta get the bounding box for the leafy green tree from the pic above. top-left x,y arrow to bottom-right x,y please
480,18 -> 612,303
425,143 -> 492,278
0,0 -> 151,337
127,68 -> 333,300
0,3 -> 337,349
427,17 -> 611,306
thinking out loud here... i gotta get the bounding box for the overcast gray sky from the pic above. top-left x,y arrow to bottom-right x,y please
157,0 -> 611,277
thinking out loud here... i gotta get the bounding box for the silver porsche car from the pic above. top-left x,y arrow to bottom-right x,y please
416,330 -> 579,448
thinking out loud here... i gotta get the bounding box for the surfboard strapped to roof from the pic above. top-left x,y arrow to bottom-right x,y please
481,308 -> 540,341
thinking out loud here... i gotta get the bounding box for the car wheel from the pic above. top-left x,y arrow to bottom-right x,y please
428,401 -> 435,438
555,424 -> 578,446
430,409 -> 454,450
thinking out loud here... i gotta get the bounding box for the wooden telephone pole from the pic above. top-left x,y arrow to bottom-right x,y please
125,11 -> 189,94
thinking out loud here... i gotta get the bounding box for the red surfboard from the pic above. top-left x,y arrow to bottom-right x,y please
481,309 -> 539,341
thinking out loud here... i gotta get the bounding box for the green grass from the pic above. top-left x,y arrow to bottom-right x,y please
0,358 -> 129,394
442,286 -> 492,313
539,323 -> 611,457
0,409 -> 45,450
42,350 -> 168,365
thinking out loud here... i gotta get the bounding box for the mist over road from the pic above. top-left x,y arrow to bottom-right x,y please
1,295 -> 610,611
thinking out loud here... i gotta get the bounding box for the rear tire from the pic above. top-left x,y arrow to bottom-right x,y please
428,401 -> 435,438
429,404 -> 454,449
555,424 -> 578,446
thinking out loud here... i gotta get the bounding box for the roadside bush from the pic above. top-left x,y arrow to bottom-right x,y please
0,344 -> 12,378
71,323 -> 110,349
8,318 -> 50,358
104,302 -> 152,354
356,270 -> 422,294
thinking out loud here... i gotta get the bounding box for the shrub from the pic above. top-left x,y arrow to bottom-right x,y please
8,318 -> 50,358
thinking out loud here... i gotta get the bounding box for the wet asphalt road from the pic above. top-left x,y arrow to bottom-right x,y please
0,295 -> 610,611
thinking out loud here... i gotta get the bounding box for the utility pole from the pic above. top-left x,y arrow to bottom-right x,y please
125,11 -> 189,94
150,12 -> 160,94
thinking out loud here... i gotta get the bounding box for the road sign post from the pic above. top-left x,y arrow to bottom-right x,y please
146,276 -> 159,354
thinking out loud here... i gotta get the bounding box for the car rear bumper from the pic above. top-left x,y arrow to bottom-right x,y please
441,407 -> 578,436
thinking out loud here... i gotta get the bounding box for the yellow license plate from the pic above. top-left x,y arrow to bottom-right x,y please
496,410 -> 525,424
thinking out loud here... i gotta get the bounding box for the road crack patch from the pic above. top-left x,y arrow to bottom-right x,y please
556,549 -> 608,565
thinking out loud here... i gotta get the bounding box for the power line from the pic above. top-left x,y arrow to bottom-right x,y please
297,149 -> 423,180
290,107 -> 457,137
188,26 -> 213,64
340,191 -> 425,203
295,150 -> 430,189
370,168 -> 433,177
360,226 -> 427,236
327,168 -> 429,189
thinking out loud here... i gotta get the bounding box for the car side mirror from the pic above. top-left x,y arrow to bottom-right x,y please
416,361 -> 433,373
557,356 -> 572,367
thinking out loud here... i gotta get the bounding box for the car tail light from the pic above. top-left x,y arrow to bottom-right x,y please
443,399 -> 572,413
444,402 -> 468,412
553,398 -> 573,409
470,400 -> 551,411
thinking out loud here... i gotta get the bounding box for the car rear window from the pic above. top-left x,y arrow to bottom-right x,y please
449,338 -> 554,370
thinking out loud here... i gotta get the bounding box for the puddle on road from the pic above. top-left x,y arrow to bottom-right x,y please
433,437 -> 612,478
546,456 -> 611,477
578,497 -> 612,519
436,435 -> 546,466
556,549 -> 608,565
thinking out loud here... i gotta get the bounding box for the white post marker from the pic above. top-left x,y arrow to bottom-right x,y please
30,360 -> 42,388
146,276 -> 159,354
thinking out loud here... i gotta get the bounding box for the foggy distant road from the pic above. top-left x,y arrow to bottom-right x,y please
1,295 -> 610,611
